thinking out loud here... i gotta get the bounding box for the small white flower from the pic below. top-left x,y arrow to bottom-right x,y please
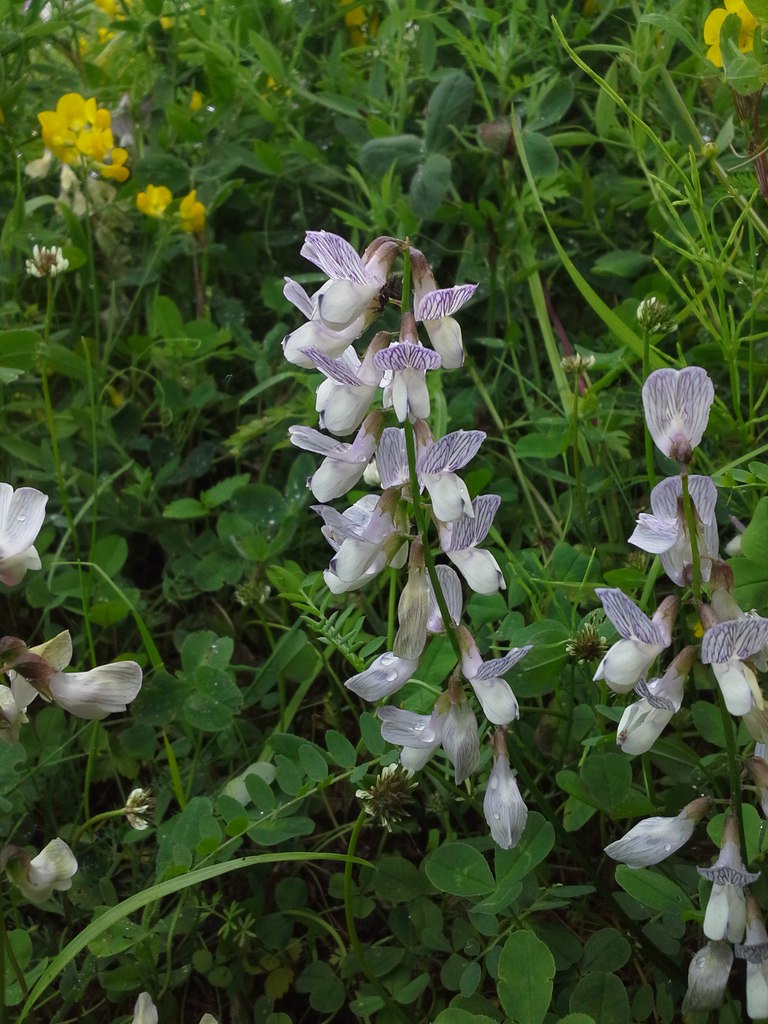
288,412 -> 384,502
701,614 -> 768,716
483,731 -> 527,849
132,993 -> 159,1024
0,483 -> 48,586
441,697 -> 480,784
49,661 -> 143,720
699,816 -> 759,944
616,647 -> 693,755
314,491 -> 407,588
735,895 -> 768,1021
682,941 -> 733,1013
459,626 -> 531,726
393,554 -> 429,660
411,246 -> 478,370
5,837 -> 78,903
375,328 -> 442,422
593,589 -> 678,693
25,244 -> 69,279
415,429 -> 485,523
604,796 -> 710,868
377,704 -> 445,771
642,366 -> 714,464
345,651 -> 419,702
309,333 -> 388,435
438,494 -> 505,595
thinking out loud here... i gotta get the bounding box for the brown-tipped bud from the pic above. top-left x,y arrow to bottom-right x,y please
684,796 -> 713,824
362,236 -> 402,266
408,246 -> 433,285
477,119 -> 516,159
654,594 -> 681,636
711,560 -> 735,594
0,636 -> 28,668
747,756 -> 768,818
490,724 -> 509,758
366,330 -> 392,359
744,704 -> 768,744
11,653 -> 54,698
699,602 -> 719,633
671,645 -> 697,678
400,311 -> 418,344
733,90 -> 759,123
413,418 -> 433,449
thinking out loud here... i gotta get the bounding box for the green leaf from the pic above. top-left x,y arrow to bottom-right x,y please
409,153 -> 452,217
581,753 -> 632,813
591,250 -> 651,278
200,473 -> 251,508
515,431 -> 568,459
325,729 -> 357,768
521,130 -> 558,177
0,329 -> 40,371
296,961 -> 345,1013
298,743 -> 328,783
740,497 -> 768,562
163,498 -> 207,519
569,972 -> 629,1024
614,865 -> 692,913
493,813 -> 555,895
425,842 -> 495,897
690,701 -> 727,747
430,1010 -> 497,1024
359,134 -> 423,176
582,928 -> 631,973
527,77 -> 574,131
497,930 -> 555,1023
424,71 -> 474,151
745,0 -> 768,16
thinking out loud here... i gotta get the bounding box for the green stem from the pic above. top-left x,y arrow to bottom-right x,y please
343,813 -> 409,1022
69,807 -> 129,849
570,372 -> 591,543
717,688 -> 748,857
680,470 -> 702,602
642,328 -> 656,490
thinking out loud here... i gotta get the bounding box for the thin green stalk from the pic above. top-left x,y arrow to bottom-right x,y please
717,689 -> 748,858
641,327 -> 656,490
69,807 -> 129,849
570,371 -> 592,544
680,471 -> 702,602
40,278 -> 76,545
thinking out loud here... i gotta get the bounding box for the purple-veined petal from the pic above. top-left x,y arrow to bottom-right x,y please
642,367 -> 715,463
472,494 -> 502,544
476,646 -> 532,678
345,652 -> 418,701
629,514 -> 679,554
415,283 -> 478,321
304,347 -> 363,385
422,472 -> 473,523
289,426 -> 355,460
595,588 -> 668,646
702,616 -> 768,664
441,701 -> 479,784
484,755 -> 527,849
374,342 -> 442,372
301,230 -> 369,284
426,565 -> 463,632
416,430 -> 486,475
377,428 -> 409,488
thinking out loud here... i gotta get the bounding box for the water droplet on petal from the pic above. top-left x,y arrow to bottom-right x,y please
16,514 -> 25,522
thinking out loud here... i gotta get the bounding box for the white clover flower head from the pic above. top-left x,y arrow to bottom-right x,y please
604,796 -> 710,868
4,837 -> 78,903
636,296 -> 676,335
593,589 -> 678,693
701,613 -> 768,716
629,475 -> 719,587
0,483 -> 48,586
25,244 -> 69,279
735,895 -> 768,1021
483,729 -> 527,849
642,366 -> 714,464
124,788 -> 154,831
355,762 -> 416,832
699,815 -> 759,944
682,941 -> 733,1013
616,646 -> 693,755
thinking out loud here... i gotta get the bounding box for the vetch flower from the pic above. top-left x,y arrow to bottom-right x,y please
438,494 -> 505,595
377,703 -> 445,771
701,610 -> 768,716
604,796 -> 710,868
132,993 -> 158,1024
345,651 -> 419,701
426,564 -> 463,634
616,646 -> 694,754
136,184 -> 172,218
483,728 -> 527,849
458,625 -> 531,726
314,489 -> 407,588
641,366 -> 715,464
411,246 -> 477,369
393,544 -> 429,660
441,682 -> 480,784
0,483 -> 48,585
682,941 -> 733,1012
179,189 -> 205,233
4,837 -> 77,903
288,411 -> 384,501
0,683 -> 27,743
747,754 -> 768,817
699,815 -> 759,943
593,589 -> 678,693
299,231 -> 399,331
704,1 -> 759,67
628,474 -> 719,586
735,895 -> 768,1020
375,314 -> 442,422
308,333 -> 387,432
415,429 -> 486,522
25,244 -> 69,278
282,280 -> 371,369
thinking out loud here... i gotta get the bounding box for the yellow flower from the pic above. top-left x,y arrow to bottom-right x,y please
704,0 -> 759,67
179,190 -> 205,233
76,107 -> 114,161
37,93 -> 130,182
98,26 -> 116,42
189,90 -> 203,113
136,184 -> 173,217
94,146 -> 130,182
160,15 -> 174,29
341,1 -> 378,45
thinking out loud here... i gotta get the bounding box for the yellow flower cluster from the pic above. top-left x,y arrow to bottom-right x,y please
704,0 -> 759,67
341,1 -> 379,45
37,93 -> 129,182
136,185 -> 206,233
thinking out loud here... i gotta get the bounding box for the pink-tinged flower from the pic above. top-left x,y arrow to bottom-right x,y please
374,322 -> 442,421
282,277 -> 368,367
701,612 -> 768,716
629,475 -> 719,586
642,366 -> 714,464
604,796 -> 710,868
438,494 -> 505,595
735,895 -> 768,1020
314,490 -> 408,590
4,837 -> 77,903
345,651 -> 419,701
441,695 -> 480,784
682,941 -> 733,1013
458,625 -> 531,725
299,231 -> 400,330
0,483 -> 48,586
699,815 -> 759,944
416,429 -> 485,522
288,412 -> 384,501
309,332 -> 388,436
483,728 -> 527,849
377,703 -> 445,771
616,646 -> 694,755
593,589 -> 678,693
425,565 -> 463,634
411,246 -> 477,369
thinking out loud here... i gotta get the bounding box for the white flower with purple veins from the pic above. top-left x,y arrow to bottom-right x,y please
604,796 -> 710,868
377,704 -> 445,771
593,589 -> 678,693
642,366 -> 715,464
701,614 -> 768,716
616,647 -> 693,755
314,491 -> 407,591
629,475 -> 719,586
4,837 -> 78,903
376,427 -> 409,490
416,430 -> 486,522
484,740 -> 527,850
699,816 -> 759,944
460,629 -> 531,725
375,339 -> 442,422
682,941 -> 733,1013
0,484 -> 48,586
288,413 -> 383,502
345,651 -> 419,701
441,698 -> 480,784
735,895 -> 768,1021
309,332 -> 388,436
281,277 -> 367,368
410,250 -> 477,370
426,565 -> 463,634
299,231 -> 400,330
439,494 -> 505,595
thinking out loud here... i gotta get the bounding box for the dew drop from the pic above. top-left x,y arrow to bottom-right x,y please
16,514 -> 26,522
385,670 -> 398,682
664,844 -> 671,852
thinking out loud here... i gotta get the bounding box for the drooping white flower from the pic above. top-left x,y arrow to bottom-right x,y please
701,613 -> 768,716
0,483 -> 48,586
616,646 -> 693,755
131,993 -> 218,1024
314,490 -> 408,588
288,412 -> 384,502
699,815 -> 759,944
49,662 -> 143,719
411,247 -> 478,369
300,231 -> 399,330
629,475 -> 719,586
681,941 -> 733,1013
425,564 -> 463,634
483,729 -> 527,849
375,329 -> 442,422
377,703 -> 445,771
345,651 -> 419,701
415,429 -> 485,522
593,589 -> 678,693
438,494 -> 505,595
441,695 -> 480,784
459,626 -> 531,726
735,895 -> 768,1021
282,278 -> 367,368
604,796 -> 710,868
0,682 -> 28,743
393,547 -> 429,660
642,366 -> 715,464
4,837 -> 78,903
309,333 -> 388,435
